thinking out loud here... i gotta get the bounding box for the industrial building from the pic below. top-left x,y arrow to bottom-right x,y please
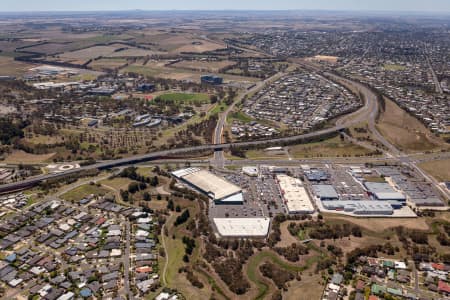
304,169 -> 329,182
201,75 -> 223,85
277,175 -> 314,214
364,182 -> 406,202
88,87 -> 116,96
409,198 -> 445,207
213,218 -> 271,237
87,119 -> 99,127
172,168 -> 243,204
137,83 -> 155,92
322,201 -> 394,215
312,185 -> 339,200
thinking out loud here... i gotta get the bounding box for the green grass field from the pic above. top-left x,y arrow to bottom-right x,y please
155,92 -> 210,105
383,64 -> 406,71
60,184 -> 109,201
227,111 -> 254,123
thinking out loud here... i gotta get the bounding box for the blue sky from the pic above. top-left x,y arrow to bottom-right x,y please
1,0 -> 450,12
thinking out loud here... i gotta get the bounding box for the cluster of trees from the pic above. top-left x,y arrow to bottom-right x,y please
327,244 -> 344,257
213,258 -> 250,295
436,223 -> 450,246
174,209 -> 190,226
316,257 -> 336,273
273,243 -> 309,262
181,236 -> 196,262
127,181 -> 148,194
120,167 -> 159,186
178,266 -> 204,289
230,146 -> 246,158
259,262 -> 296,290
166,199 -> 180,212
268,214 -> 312,247
306,222 -> 362,240
171,114 -> 218,146
395,226 -> 429,247
202,237 -> 257,295
346,245 -> 384,266
0,117 -> 27,145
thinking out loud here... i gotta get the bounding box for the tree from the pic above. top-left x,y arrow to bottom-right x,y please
0,118 -> 25,144
143,192 -> 151,201
120,190 -> 129,202
167,200 -> 174,211
210,95 -> 218,104
139,182 -> 147,190
150,176 -> 159,187
128,182 -> 139,194
175,209 -> 190,226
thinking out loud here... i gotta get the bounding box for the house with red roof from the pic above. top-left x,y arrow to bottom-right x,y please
438,281 -> 450,295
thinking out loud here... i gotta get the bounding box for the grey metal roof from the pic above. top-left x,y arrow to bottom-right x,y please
312,185 -> 339,199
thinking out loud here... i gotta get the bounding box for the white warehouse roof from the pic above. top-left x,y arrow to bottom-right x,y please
213,218 -> 271,237
172,168 -> 242,201
277,175 -> 314,214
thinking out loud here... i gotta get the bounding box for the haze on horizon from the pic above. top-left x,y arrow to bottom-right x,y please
1,0 -> 450,13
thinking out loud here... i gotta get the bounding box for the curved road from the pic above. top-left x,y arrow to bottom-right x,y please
0,70 -> 379,194
213,71 -> 286,167
1,65 -> 448,200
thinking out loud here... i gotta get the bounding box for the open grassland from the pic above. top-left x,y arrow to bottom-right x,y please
122,63 -> 259,83
323,214 -> 430,231
88,58 -> 128,70
60,44 -> 161,61
0,56 -> 33,76
377,97 -> 445,153
171,60 -> 236,72
23,134 -> 62,145
60,184 -> 109,202
2,150 -> 55,164
99,177 -> 133,193
227,111 -> 255,123
245,149 -> 289,160
418,158 -> 450,182
158,35 -> 225,54
283,273 -> 324,300
59,44 -> 125,61
288,135 -> 375,158
245,135 -> 374,160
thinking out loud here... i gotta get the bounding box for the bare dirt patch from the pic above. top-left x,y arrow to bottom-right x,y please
311,55 -> 339,63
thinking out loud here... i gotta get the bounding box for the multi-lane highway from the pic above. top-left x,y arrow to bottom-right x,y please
1,61 -> 448,201
0,64 -> 394,194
